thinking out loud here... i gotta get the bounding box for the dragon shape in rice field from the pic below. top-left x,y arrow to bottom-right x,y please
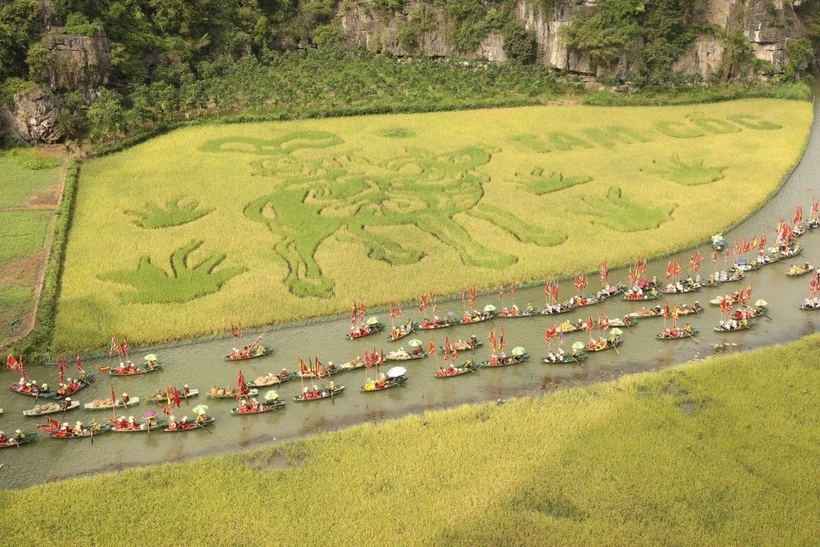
202,132 -> 565,298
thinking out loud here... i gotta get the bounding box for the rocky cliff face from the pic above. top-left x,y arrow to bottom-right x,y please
340,0 -> 809,79
43,27 -> 112,99
3,86 -> 65,144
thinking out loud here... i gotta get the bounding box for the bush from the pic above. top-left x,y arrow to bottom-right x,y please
502,19 -> 537,64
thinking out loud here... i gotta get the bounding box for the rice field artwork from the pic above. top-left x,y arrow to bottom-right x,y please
56,100 -> 811,349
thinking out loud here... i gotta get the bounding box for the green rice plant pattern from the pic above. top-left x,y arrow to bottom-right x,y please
517,168 -> 591,195
581,187 -> 675,232
650,157 -> 727,186
125,196 -> 215,229
234,132 -> 558,298
100,240 -> 246,303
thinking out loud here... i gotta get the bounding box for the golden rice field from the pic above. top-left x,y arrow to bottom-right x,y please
55,99 -> 812,349
3,332 -> 819,545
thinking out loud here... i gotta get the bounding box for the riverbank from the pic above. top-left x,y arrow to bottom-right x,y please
2,331 -> 818,545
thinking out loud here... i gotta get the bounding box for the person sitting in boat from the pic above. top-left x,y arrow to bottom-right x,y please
0,431 -> 6,443
446,364 -> 455,375
469,335 -> 478,348
250,398 -> 259,411
277,369 -> 289,382
662,328 -> 671,338
241,346 -> 251,358
231,348 -> 240,359
683,324 -> 693,334
196,412 -> 208,424
364,378 -> 375,391
127,416 -> 136,429
13,429 -> 24,441
239,399 -> 249,413
488,354 -> 499,366
525,302 -> 534,314
410,345 -> 423,356
121,393 -> 130,405
73,421 -> 84,436
597,338 -> 607,350
180,416 -> 189,428
376,374 -> 387,389
437,367 -> 445,376
312,385 -> 321,398
254,345 -> 266,357
729,319 -> 739,330
167,416 -> 178,430
116,415 -> 127,429
421,318 -> 431,328
63,397 -> 72,411
462,311 -> 472,324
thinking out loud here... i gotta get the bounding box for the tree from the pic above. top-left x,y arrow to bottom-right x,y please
87,88 -> 126,143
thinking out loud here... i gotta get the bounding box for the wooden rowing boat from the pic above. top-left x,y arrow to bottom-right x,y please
230,400 -> 286,414
224,345 -> 273,361
23,401 -> 81,416
164,417 -> 215,432
0,432 -> 37,448
110,420 -> 169,433
361,375 -> 408,391
787,264 -> 814,277
9,382 -> 55,399
440,341 -> 483,352
585,339 -> 623,352
540,304 -> 575,316
346,323 -> 385,340
713,323 -> 753,333
248,372 -> 297,388
207,387 -> 258,399
623,292 -> 660,302
293,386 -> 345,401
800,302 -> 820,311
497,308 -> 540,319
660,283 -> 701,294
145,389 -> 199,403
541,352 -> 588,364
387,321 -> 418,342
109,364 -> 162,376
384,350 -> 428,362
434,361 -> 480,377
53,374 -> 95,400
479,354 -> 529,367
84,397 -> 140,410
416,317 -> 459,330
50,424 -> 112,439
656,328 -> 700,340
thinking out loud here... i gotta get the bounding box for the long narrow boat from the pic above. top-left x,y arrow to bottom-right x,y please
207,388 -> 258,399
339,358 -> 368,371
627,305 -> 703,319
10,382 -> 55,399
479,354 -> 530,367
786,263 -> 814,277
296,365 -> 343,379
623,291 -> 660,302
224,345 -> 273,361
109,364 -> 162,376
702,271 -> 745,286
346,323 -> 385,340
714,323 -> 753,333
435,361 -> 480,377
440,340 -> 483,352
656,328 -> 700,340
110,420 -> 169,433
416,317 -> 459,330
800,301 -> 820,311
50,424 -> 113,439
145,389 -> 199,403
591,283 -> 627,303
540,304 -> 575,316
387,321 -> 418,342
361,375 -> 408,391
0,432 -> 37,448
293,386 -> 345,401
496,308 -> 541,319
384,350 -> 428,362
608,316 -> 637,328
457,312 -> 496,325
248,372 -> 297,388
84,397 -> 140,410
164,417 -> 215,432
541,352 -> 589,364
660,283 -> 701,295
54,374 -> 95,400
733,306 -> 769,320
585,339 -> 623,352
23,401 -> 81,416
230,401 -> 287,414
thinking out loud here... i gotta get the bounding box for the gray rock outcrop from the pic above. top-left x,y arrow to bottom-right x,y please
43,27 -> 111,98
8,85 -> 64,144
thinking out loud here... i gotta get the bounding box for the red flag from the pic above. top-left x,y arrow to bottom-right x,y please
317,358 -> 326,377
109,332 -> 120,357
545,328 -> 553,343
6,353 -> 17,371
57,356 -> 67,384
237,369 -> 246,391
351,301 -> 357,325
510,280 -> 516,299
231,322 -> 238,338
498,284 -> 504,301
419,293 -> 426,312
760,234 -> 767,249
812,199 -> 819,217
664,301 -> 671,318
173,386 -> 182,407
76,354 -> 84,374
469,286 -> 477,308
711,250 -> 718,264
396,302 -> 402,318
488,327 -> 497,352
359,300 -> 366,318
428,339 -> 436,355
586,316 -> 594,334
158,402 -> 171,417
552,284 -> 559,302
745,285 -> 753,301
544,282 -> 550,298
111,385 -> 117,406
389,302 -> 395,321
120,336 -> 129,356
600,260 -> 609,286
498,325 -> 506,350
574,275 -> 583,290
810,277 -> 819,295
794,205 -> 803,224
299,358 -> 308,374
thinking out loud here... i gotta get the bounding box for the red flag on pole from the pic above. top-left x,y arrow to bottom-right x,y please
586,316 -> 594,334
173,386 -> 182,407
510,280 -> 515,300
600,260 -> 609,286
110,385 -> 117,406
419,293 -> 426,312
428,339 -> 436,355
109,332 -> 119,357
498,325 -> 506,350
396,302 -> 402,318
6,353 -> 17,371
231,322 -> 238,338
351,301 -> 357,325
120,336 -> 129,356
498,284 -> 504,301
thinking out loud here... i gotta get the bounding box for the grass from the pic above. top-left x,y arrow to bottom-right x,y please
0,211 -> 53,262
0,150 -> 62,208
2,330 -> 819,545
55,99 -> 811,350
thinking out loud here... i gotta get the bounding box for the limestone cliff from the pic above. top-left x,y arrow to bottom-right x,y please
42,27 -> 112,99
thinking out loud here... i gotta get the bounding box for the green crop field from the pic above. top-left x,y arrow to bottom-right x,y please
2,331 -> 818,546
55,99 -> 811,349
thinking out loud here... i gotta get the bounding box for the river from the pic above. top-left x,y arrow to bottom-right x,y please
2,99 -> 819,491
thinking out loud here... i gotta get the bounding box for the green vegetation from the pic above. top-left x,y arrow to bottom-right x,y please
54,99 -> 810,350
0,211 -> 52,262
3,330 -> 819,545
0,151 -> 61,208
125,196 -> 214,229
651,157 -> 726,185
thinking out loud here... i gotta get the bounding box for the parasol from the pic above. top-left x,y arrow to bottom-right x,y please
755,299 -> 768,307
572,341 -> 585,350
408,339 -> 423,347
737,258 -> 747,265
511,347 -> 526,356
141,410 -> 156,419
610,328 -> 623,335
483,304 -> 496,312
366,317 -> 380,326
386,367 -> 407,379
143,354 -> 157,362
263,390 -> 279,401
191,405 -> 209,415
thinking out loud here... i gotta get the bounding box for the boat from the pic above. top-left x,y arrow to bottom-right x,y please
479,354 -> 530,367
248,372 -> 297,388
346,322 -> 385,340
590,283 -> 627,303
541,352 -> 588,364
702,271 -> 745,286
585,339 -> 623,352
297,362 -> 343,379
497,307 -> 540,318
23,400 -> 80,416
434,361 -> 480,377
110,420 -> 169,433
293,385 -> 345,401
207,387 -> 258,399
440,340 -> 483,352
384,349 -> 428,362
53,374 -> 95,400
733,306 -> 768,320
0,432 -> 37,448
800,299 -> 820,310
656,328 -> 700,340
540,304 -> 575,316
416,317 -> 459,330
84,397 -> 140,410
457,311 -> 496,325
224,345 -> 273,361
787,263 -> 814,277
714,322 -> 753,332
145,388 -> 199,403
623,291 -> 660,302
230,400 -> 287,414
709,294 -> 743,306
164,417 -> 215,432
9,381 -> 55,399
608,316 -> 637,328
50,424 -> 113,439
361,375 -> 408,391
387,321 -> 418,342
109,364 -> 162,376
711,233 -> 727,251
660,282 -> 701,294
338,358 -> 367,370
728,260 -> 762,273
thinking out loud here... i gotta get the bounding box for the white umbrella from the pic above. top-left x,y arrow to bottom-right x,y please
407,339 -> 423,347
366,317 -> 380,325
572,341 -> 585,351
483,304 -> 496,312
755,299 -> 768,307
386,367 -> 407,379
263,390 -> 279,401
610,328 -> 623,335
511,347 -> 526,356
